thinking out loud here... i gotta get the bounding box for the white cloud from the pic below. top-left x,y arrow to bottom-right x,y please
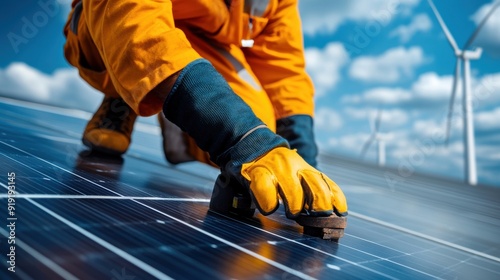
314,108 -> 343,131
349,46 -> 424,83
305,42 -> 348,97
476,107 -> 500,130
365,87 -> 411,104
0,63 -> 102,112
326,133 -> 371,154
417,71 -> 500,111
342,87 -> 412,105
412,72 -> 456,101
470,2 -> 500,56
344,107 -> 369,119
389,137 -> 463,172
341,71 -> 481,107
379,109 -> 409,127
321,106 -> 499,185
298,0 -> 420,35
474,72 -> 500,104
413,119 -> 446,139
345,107 -> 409,127
325,130 -> 400,160
390,13 -> 432,42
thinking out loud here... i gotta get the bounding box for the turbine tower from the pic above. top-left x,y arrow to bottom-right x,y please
427,0 -> 500,186
360,110 -> 386,167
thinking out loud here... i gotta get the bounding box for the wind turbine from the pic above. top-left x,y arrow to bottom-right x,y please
427,0 -> 500,186
360,110 -> 386,167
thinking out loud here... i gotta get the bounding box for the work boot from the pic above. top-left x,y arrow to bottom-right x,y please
157,113 -> 195,164
82,96 -> 137,155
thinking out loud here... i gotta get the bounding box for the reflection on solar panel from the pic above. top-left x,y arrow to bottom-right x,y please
0,97 -> 499,279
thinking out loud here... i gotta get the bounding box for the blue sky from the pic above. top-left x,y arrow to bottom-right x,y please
1,0 -> 499,186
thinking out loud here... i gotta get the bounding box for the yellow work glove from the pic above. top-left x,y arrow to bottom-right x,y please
240,147 -> 348,219
161,60 -> 347,219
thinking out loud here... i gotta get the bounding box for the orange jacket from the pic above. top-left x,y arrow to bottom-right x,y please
173,0 -> 315,118
65,0 -> 314,118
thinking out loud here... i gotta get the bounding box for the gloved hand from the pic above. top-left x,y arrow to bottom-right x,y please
240,147 -> 347,218
163,59 -> 347,219
276,115 -> 318,167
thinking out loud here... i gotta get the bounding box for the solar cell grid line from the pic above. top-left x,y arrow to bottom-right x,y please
343,233 -> 411,256
0,140 -> 324,279
139,198 -> 448,279
351,189 -> 500,258
454,257 -> 500,277
0,99 -> 161,158
2,99 -> 500,279
1,192 -> 442,278
2,100 -> 228,191
423,248 -> 500,279
320,210 -> 499,275
0,150 -> 118,197
349,211 -> 500,264
0,97 -> 91,119
0,122 -> 217,201
319,162 -> 500,257
0,194 -> 211,202
15,191 -> 316,279
355,228 -> 500,279
0,97 -> 162,140
23,197 -> 326,279
0,139 -> 213,201
0,152 -> 85,196
0,184 -> 174,280
12,99 -> 484,222
2,122 -> 214,199
0,141 -> 141,199
398,248 -> 500,280
1,149 -> 388,280
319,155 -> 500,204
340,243 -> 443,279
1,117 -> 408,278
2,195 -> 222,278
205,211 -> 402,279
0,98 -> 219,186
0,107 -> 83,139
351,205 -> 498,268
1,116 -> 213,199
131,201 -> 318,280
0,227 -> 78,280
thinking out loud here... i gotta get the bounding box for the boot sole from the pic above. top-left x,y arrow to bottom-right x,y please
82,137 -> 126,157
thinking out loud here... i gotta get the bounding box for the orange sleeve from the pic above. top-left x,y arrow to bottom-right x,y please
172,0 -> 243,46
82,0 -> 201,116
242,0 -> 314,119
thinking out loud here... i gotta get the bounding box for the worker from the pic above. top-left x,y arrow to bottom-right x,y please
63,0 -> 348,219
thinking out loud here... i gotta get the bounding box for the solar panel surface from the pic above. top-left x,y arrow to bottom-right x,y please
0,97 -> 499,279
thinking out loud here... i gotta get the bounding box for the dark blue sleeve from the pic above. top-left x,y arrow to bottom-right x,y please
163,59 -> 288,168
276,115 -> 318,167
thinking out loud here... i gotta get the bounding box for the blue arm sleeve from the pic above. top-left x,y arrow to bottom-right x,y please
276,115 -> 318,167
163,59 -> 288,168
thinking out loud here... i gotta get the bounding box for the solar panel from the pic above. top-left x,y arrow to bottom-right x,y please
1,97 -> 499,279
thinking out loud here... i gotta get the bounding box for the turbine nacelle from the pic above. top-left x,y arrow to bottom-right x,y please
461,48 -> 483,60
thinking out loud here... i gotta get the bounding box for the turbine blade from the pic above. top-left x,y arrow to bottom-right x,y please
445,60 -> 461,146
360,134 -> 376,159
464,1 -> 500,49
427,0 -> 460,54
